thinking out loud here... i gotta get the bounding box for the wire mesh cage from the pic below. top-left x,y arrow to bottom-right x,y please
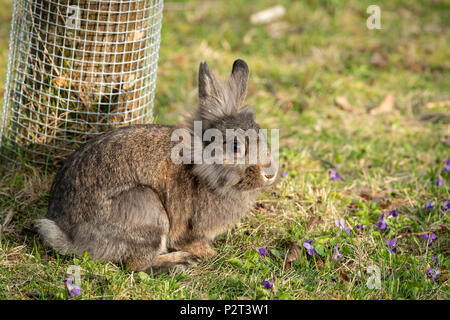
0,0 -> 164,169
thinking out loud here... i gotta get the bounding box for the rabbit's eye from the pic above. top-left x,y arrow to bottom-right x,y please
233,141 -> 239,153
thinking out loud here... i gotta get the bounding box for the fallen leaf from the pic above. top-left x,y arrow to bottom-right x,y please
316,257 -> 324,270
359,193 -> 371,201
286,243 -> 302,263
52,74 -> 67,88
335,96 -> 363,114
351,188 -> 392,204
370,94 -> 395,115
174,54 -> 187,65
370,52 -> 387,67
339,272 -> 350,282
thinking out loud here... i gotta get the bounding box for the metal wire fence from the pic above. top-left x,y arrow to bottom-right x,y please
0,0 -> 164,169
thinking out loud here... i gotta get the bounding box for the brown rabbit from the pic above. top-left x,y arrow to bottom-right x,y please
35,59 -> 279,273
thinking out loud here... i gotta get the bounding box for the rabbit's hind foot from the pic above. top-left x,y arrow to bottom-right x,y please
127,251 -> 199,274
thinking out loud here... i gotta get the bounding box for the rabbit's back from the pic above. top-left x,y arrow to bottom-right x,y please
47,124 -> 175,224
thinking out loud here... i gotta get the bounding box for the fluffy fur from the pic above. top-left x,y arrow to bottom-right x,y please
36,59 -> 279,273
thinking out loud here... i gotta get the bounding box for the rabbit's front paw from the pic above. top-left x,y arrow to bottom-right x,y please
179,240 -> 217,260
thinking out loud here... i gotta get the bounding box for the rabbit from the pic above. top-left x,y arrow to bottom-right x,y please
35,59 -> 279,273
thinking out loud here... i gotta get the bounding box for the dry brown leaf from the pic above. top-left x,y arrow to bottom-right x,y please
174,54 -> 187,65
52,74 -> 67,88
351,188 -> 391,203
370,52 -> 387,67
370,94 -> 395,115
316,257 -> 324,270
359,193 -> 371,201
339,272 -> 350,282
334,96 -> 363,114
286,243 -> 302,263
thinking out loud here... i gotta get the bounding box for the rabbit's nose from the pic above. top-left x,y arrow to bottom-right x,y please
261,151 -> 278,183
262,173 -> 276,183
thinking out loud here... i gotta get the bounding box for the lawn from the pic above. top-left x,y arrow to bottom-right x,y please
0,0 -> 449,300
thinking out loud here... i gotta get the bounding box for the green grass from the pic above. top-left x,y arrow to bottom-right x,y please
0,0 -> 449,299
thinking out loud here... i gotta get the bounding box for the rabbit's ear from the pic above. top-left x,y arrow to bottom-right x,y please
229,59 -> 249,109
198,61 -> 229,120
198,61 -> 223,100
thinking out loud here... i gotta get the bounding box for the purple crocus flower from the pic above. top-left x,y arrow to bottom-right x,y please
329,169 -> 340,181
442,201 -> 450,211
335,218 -> 351,236
282,171 -> 289,177
303,239 -> 317,256
71,286 -> 82,297
333,244 -> 343,261
422,233 -> 437,246
378,221 -> 387,229
258,248 -> 268,256
445,201 -> 450,210
63,279 -> 82,298
378,214 -> 387,229
385,238 -> 397,253
261,280 -> 273,289
426,268 -> 440,281
356,224 -> 364,230
440,201 -> 450,218
432,255 -> 440,268
425,200 -> 434,210
388,210 -> 398,218
444,158 -> 450,172
436,176 -> 444,187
